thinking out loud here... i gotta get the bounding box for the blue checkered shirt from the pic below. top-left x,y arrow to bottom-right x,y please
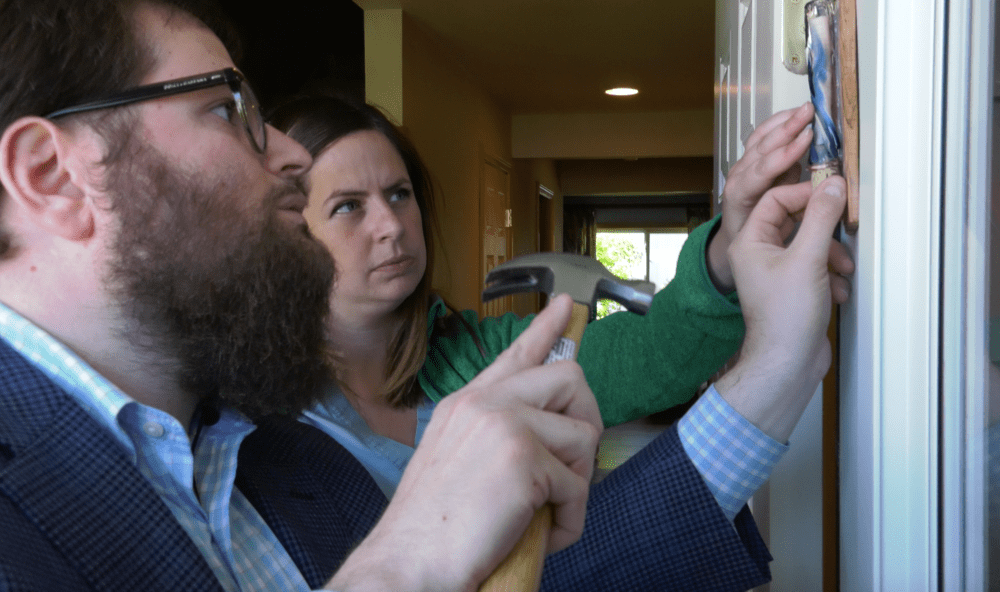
0,302 -> 316,592
305,378 -> 784,524
679,384 -> 787,520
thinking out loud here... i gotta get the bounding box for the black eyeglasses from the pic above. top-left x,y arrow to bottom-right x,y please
44,68 -> 267,153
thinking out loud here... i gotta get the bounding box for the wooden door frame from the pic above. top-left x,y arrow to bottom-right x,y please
478,149 -> 513,318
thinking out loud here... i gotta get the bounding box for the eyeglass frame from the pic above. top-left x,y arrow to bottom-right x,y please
44,67 -> 267,153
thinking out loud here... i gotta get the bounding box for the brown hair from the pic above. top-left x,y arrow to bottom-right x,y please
270,94 -> 441,408
0,0 -> 239,258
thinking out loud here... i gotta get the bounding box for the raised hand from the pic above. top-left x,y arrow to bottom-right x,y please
707,102 -> 816,292
326,294 -> 602,592
715,176 -> 851,444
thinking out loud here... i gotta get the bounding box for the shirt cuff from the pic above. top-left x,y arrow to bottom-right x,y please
678,384 -> 788,521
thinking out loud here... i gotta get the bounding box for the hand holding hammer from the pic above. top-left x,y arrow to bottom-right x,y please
479,252 -> 654,592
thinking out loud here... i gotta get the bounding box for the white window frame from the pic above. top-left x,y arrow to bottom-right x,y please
940,0 -> 992,589
840,0 -> 993,589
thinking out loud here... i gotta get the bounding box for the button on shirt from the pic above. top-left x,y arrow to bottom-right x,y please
0,302 -> 313,592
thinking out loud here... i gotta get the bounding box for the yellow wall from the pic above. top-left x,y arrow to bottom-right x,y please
360,8 -> 708,316
363,9 -> 403,123
364,14 -> 558,314
392,14 -> 512,311
509,158 -> 562,316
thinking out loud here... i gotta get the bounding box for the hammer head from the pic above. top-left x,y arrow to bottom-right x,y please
483,252 -> 654,315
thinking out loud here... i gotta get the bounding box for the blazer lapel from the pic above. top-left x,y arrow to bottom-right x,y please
237,416 -> 389,588
0,342 -> 223,591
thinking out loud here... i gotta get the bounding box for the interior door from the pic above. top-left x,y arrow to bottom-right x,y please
481,154 -> 512,318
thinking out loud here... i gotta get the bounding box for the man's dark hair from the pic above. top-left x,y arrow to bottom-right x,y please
0,0 -> 239,257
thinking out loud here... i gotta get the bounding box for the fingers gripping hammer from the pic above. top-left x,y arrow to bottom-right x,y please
479,252 -> 654,592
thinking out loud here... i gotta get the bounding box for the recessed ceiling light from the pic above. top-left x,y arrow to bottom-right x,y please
605,87 -> 639,96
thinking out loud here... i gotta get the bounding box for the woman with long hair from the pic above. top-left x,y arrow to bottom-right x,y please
269,94 -> 818,497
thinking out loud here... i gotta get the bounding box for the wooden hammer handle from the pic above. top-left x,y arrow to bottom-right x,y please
479,302 -> 589,592
479,505 -> 552,592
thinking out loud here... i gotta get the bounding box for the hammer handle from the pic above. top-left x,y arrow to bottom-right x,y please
479,505 -> 552,592
479,302 -> 589,592
562,302 -> 589,350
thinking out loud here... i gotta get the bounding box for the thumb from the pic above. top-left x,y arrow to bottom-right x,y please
791,176 -> 846,257
468,293 -> 573,386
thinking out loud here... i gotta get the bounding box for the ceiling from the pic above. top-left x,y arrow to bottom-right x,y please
359,0 -> 717,115
223,0 -> 716,118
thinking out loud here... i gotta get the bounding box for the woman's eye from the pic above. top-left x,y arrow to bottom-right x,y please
331,200 -> 360,215
389,187 -> 412,202
210,100 -> 238,124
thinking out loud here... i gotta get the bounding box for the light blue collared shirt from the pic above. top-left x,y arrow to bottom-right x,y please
301,384 -> 434,498
303,376 -> 786,522
0,301 -> 313,592
678,385 -> 787,520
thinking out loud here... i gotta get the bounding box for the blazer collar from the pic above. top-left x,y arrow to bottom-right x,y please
0,340 -> 224,590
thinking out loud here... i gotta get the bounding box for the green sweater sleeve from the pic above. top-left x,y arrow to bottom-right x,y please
418,300 -> 535,402
418,215 -> 745,427
576,216 -> 743,426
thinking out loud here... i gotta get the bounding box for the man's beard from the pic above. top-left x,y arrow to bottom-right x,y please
103,141 -> 335,420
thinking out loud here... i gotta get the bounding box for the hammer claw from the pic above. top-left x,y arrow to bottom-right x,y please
595,278 -> 653,315
482,278 -> 537,302
483,266 -> 549,302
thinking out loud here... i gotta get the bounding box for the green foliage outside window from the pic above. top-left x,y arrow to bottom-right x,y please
595,233 -> 643,319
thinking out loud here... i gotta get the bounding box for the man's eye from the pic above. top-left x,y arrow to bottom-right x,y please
210,100 -> 238,124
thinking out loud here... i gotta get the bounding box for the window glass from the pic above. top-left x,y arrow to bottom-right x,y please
649,232 -> 688,291
987,38 -> 1000,587
595,230 -> 687,319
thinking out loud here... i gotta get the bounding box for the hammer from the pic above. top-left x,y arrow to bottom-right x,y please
479,252 -> 654,592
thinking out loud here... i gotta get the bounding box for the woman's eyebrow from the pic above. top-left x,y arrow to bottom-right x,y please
322,188 -> 366,205
384,178 -> 412,191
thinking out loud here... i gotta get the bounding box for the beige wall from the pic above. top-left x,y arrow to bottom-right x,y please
512,110 -> 714,159
396,14 -> 510,311
558,157 -> 713,196
509,158 -> 562,316
360,6 -> 712,315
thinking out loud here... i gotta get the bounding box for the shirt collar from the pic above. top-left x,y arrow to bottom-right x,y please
0,301 -> 254,452
0,301 -> 135,445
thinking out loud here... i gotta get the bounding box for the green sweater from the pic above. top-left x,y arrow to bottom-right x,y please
417,216 -> 745,428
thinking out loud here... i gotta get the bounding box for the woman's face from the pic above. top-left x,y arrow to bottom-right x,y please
304,130 -> 426,322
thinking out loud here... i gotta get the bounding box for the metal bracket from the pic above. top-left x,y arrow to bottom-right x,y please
783,0 -> 810,74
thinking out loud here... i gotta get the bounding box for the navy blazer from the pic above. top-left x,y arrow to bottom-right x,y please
0,339 -> 387,591
0,339 -> 770,591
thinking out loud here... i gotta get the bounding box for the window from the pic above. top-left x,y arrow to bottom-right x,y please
595,229 -> 687,319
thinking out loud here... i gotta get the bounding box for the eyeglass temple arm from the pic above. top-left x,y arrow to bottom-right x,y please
45,72 -> 232,119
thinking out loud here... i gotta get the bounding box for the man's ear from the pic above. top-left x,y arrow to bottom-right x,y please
0,117 -> 96,241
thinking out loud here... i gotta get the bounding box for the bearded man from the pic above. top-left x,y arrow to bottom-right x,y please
0,0 -> 605,589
